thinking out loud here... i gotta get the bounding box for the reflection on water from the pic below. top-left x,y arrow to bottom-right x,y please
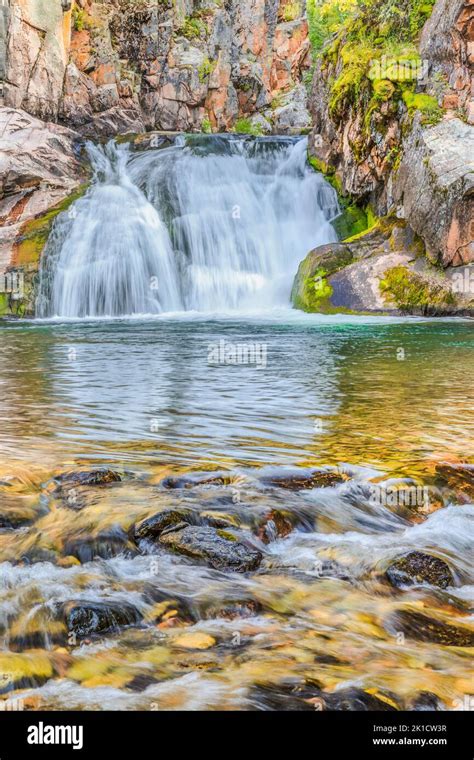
0,315 -> 473,711
1,316 -> 473,471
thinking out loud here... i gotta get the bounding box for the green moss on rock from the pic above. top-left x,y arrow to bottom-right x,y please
379,265 -> 457,314
291,243 -> 354,312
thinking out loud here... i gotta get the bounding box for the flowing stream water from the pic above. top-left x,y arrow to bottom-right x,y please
0,136 -> 473,711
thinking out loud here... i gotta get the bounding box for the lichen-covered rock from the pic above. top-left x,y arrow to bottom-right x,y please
306,0 -> 474,266
4,0 -> 72,121
420,0 -> 473,124
158,524 -> 263,572
271,84 -> 311,135
386,610 -> 474,646
386,551 -> 454,589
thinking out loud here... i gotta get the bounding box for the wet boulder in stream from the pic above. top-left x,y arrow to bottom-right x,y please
64,600 -> 142,639
159,525 -> 263,572
134,509 -> 198,542
386,551 -> 454,589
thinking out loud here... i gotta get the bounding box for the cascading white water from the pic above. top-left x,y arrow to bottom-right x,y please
37,135 -> 339,318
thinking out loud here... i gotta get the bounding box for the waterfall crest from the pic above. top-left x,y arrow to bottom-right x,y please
37,135 -> 339,318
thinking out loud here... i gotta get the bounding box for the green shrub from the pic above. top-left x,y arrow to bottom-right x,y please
233,118 -> 264,136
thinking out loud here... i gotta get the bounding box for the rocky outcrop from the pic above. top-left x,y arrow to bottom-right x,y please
291,217 -> 474,315
307,0 -> 474,270
3,0 -> 72,120
4,0 -> 311,136
420,0 -> 474,123
0,106 -> 87,316
394,116 -> 474,266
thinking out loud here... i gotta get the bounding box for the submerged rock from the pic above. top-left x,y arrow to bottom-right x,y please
161,473 -> 233,490
55,469 -> 121,488
386,610 -> 474,647
260,469 -> 345,491
64,600 -> 142,639
386,551 -> 454,589
249,680 -> 399,711
64,528 -> 136,563
142,586 -> 197,625
435,463 -> 474,501
159,525 -> 262,572
202,599 -> 262,620
408,691 -> 445,711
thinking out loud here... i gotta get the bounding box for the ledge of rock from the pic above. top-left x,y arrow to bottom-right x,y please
291,218 -> 474,316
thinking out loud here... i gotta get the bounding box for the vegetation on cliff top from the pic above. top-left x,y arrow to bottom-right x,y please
311,0 -> 439,128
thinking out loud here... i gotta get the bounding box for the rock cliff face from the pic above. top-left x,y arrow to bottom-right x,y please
3,0 -> 311,136
0,107 -> 86,316
307,0 -> 474,269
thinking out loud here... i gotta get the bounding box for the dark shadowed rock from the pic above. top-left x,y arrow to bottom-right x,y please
159,525 -> 262,572
55,469 -> 121,488
249,680 -> 399,711
126,674 -> 161,692
64,600 -> 142,639
134,509 -> 197,542
386,551 -> 454,589
64,527 -> 137,563
386,610 -> 474,647
408,691 -> 445,711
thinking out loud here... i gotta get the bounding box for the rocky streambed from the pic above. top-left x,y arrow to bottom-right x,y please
1,459 -> 473,711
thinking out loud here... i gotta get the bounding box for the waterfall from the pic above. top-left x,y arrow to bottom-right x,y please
36,135 -> 339,318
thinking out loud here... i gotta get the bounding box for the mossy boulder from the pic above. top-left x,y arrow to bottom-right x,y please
292,216 -> 472,315
379,265 -> 461,315
2,184 -> 89,318
291,242 -> 354,312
